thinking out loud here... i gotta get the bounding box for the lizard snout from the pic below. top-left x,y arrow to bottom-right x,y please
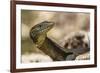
44,21 -> 55,28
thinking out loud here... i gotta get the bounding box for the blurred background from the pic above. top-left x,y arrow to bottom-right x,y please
21,10 -> 90,63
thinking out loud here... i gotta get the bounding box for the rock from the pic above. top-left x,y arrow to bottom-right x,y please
62,31 -> 90,60
63,31 -> 89,50
75,52 -> 90,60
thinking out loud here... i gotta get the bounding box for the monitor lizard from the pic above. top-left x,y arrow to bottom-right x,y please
30,21 -> 89,61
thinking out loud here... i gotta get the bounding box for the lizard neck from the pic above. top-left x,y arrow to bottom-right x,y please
38,37 -> 72,61
32,33 -> 47,48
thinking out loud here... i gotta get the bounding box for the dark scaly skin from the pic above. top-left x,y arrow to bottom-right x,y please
39,37 -> 74,61
30,21 -> 89,61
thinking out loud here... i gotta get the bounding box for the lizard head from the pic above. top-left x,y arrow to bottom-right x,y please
30,21 -> 55,47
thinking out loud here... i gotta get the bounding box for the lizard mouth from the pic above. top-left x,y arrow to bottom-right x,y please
46,22 -> 54,30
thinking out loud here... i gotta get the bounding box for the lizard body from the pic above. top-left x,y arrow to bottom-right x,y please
30,21 -> 89,61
